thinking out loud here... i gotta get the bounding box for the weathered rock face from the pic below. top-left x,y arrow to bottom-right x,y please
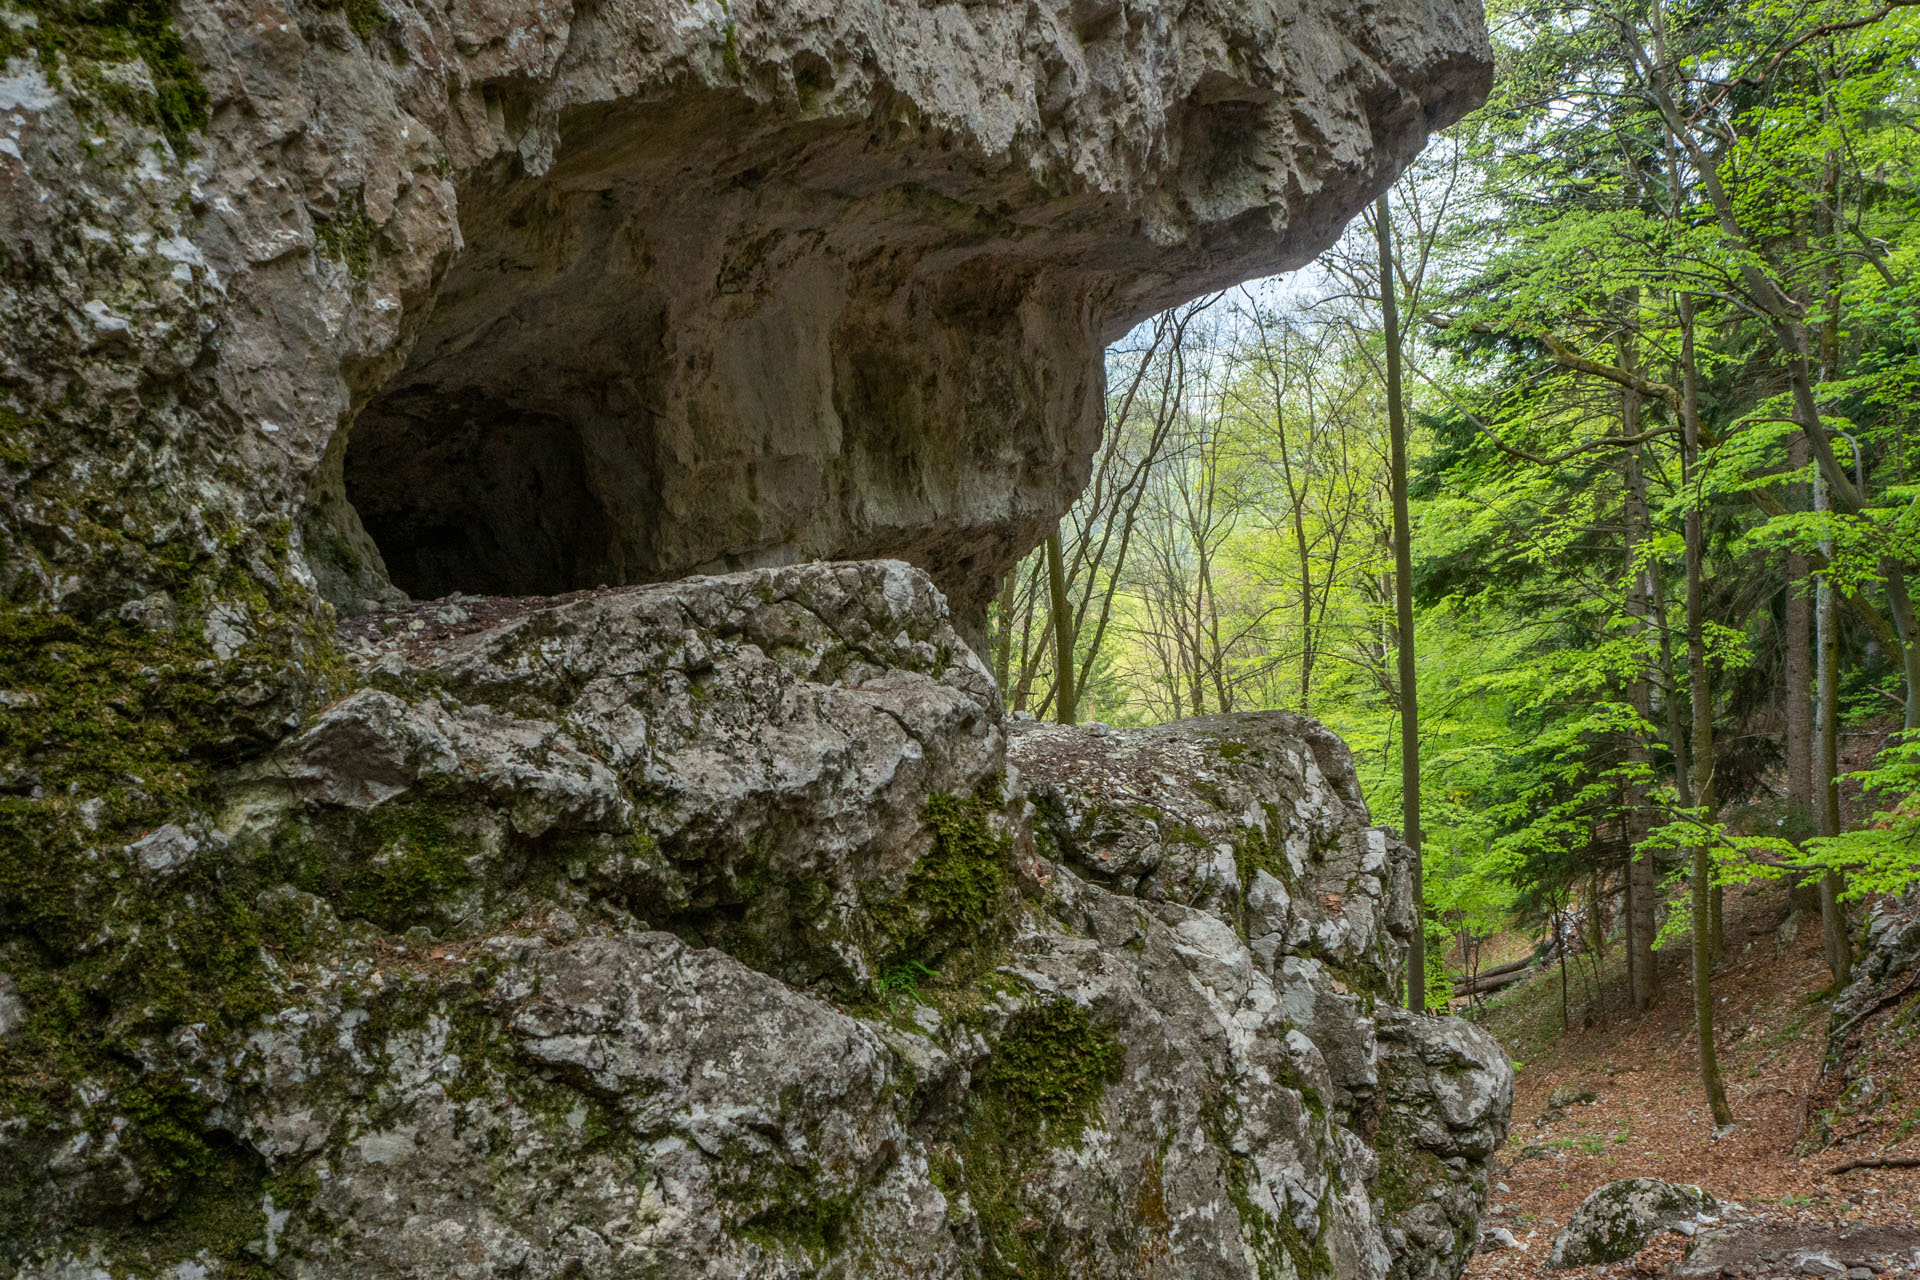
0,561 -> 1510,1278
1010,716 -> 1513,1280
1547,1178 -> 1720,1269
1,0 -> 1490,639
1812,894 -> 1920,1148
1,0 -> 1500,1265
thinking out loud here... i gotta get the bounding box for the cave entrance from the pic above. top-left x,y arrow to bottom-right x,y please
341,387 -> 625,601
306,87 -> 1090,624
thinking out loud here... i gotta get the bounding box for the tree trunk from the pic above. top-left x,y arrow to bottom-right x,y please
1812,470 -> 1853,987
1821,870 -> 1852,992
1679,291 -> 1734,1126
1711,884 -> 1724,965
1557,907 -> 1571,1034
1045,528 -> 1077,726
1621,363 -> 1660,1012
1786,439 -> 1815,844
1377,191 -> 1424,1013
993,569 -> 1016,694
1623,841 -> 1640,1005
1643,564 -> 1691,1011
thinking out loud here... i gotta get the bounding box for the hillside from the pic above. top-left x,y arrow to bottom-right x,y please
1465,882 -> 1920,1280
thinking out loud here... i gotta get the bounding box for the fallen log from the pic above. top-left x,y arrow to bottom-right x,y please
1826,1156 -> 1920,1176
1454,965 -> 1537,997
1467,954 -> 1540,982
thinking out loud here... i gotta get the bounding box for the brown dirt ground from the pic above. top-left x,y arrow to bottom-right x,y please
1464,881 -> 1920,1280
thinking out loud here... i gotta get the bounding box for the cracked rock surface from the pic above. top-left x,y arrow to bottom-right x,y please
5,560 -> 1510,1277
2,0 -> 1490,635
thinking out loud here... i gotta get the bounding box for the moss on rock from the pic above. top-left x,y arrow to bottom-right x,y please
930,993 -> 1120,1278
0,0 -> 209,151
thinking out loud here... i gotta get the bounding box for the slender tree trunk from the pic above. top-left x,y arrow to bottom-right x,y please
1710,884 -> 1724,965
1589,867 -> 1610,1026
1045,528 -> 1077,726
1652,565 -> 1694,809
1623,840 -> 1640,1005
1820,870 -> 1852,991
1645,564 -> 1695,1010
1297,524 -> 1315,714
1812,471 -> 1853,987
1377,192 -> 1424,1013
1680,292 -> 1733,1126
993,570 -> 1016,694
1786,439 -> 1815,840
1557,906 -> 1571,1034
1621,362 -> 1661,1012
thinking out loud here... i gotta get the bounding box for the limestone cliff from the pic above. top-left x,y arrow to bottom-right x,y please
0,0 -> 1502,1271
3,0 -> 1487,640
2,562 -> 1508,1277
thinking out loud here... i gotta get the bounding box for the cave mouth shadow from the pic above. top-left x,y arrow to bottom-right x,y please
342,387 -> 624,601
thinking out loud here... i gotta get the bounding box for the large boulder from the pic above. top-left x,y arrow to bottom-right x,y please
1547,1178 -> 1720,1269
2,0 -> 1491,643
1,1 -> 1504,1269
1,561 -> 1512,1279
1010,715 -> 1513,1280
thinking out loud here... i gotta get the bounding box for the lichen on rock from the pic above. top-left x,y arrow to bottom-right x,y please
1548,1177 -> 1721,1269
2,561 -> 1511,1278
2,0 -> 1500,1268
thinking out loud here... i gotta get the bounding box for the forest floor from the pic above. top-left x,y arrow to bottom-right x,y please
1461,877 -> 1920,1280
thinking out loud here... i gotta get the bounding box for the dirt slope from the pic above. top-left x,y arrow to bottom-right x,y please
1465,883 -> 1920,1280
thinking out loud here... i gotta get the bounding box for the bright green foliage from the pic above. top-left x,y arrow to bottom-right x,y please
1808,733 -> 1920,898
991,0 -> 1920,1000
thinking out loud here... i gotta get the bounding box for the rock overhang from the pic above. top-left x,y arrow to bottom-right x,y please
0,0 -> 1490,654
160,0 -> 1489,624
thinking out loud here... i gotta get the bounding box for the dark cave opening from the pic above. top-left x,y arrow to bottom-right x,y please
342,387 -> 623,601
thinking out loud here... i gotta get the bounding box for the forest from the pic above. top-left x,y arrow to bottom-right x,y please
992,0 -> 1920,1122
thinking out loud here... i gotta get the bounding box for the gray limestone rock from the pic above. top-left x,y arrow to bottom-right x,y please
2,0 -> 1490,640
0,0 -> 1505,1268
3,561 -> 1512,1279
1008,711 -> 1511,1280
1670,1223 -> 1920,1280
1548,1178 -> 1720,1269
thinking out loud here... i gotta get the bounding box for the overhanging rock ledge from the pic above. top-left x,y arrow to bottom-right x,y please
2,0 -> 1491,635
0,0 -> 1504,1271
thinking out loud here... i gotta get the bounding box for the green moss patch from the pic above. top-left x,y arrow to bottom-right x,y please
313,191 -> 377,280
0,516 -> 352,1252
911,785 -> 1010,935
930,995 -> 1120,1278
273,794 -> 480,932
983,997 -> 1119,1125
0,0 -> 209,152
341,0 -> 385,39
